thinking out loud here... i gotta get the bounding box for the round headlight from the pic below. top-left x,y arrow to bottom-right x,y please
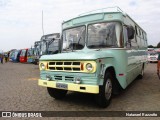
86,63 -> 93,71
40,63 -> 45,70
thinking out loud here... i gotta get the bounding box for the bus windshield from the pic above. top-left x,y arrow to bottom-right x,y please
41,41 -> 47,54
34,41 -> 41,56
62,26 -> 85,51
20,50 -> 26,56
87,22 -> 122,49
48,39 -> 59,54
27,49 -> 33,56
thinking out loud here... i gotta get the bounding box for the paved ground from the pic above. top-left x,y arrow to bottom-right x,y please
0,62 -> 160,119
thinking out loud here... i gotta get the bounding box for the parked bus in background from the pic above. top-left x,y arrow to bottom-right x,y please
47,37 -> 60,54
33,41 -> 41,65
40,33 -> 60,55
17,50 -> 22,62
10,50 -> 21,62
33,33 -> 60,65
38,7 -> 148,108
27,48 -> 35,63
20,48 -> 28,63
9,49 -> 16,62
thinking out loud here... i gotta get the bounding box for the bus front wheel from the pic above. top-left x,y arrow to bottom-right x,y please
95,72 -> 112,108
47,87 -> 67,99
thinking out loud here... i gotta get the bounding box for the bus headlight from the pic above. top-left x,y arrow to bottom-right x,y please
40,63 -> 45,70
86,63 -> 93,71
75,76 -> 81,84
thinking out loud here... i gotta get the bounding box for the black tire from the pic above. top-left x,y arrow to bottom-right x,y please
47,87 -> 67,99
95,71 -> 113,108
138,65 -> 144,79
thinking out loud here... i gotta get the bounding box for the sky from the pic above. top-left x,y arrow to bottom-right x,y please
0,0 -> 160,52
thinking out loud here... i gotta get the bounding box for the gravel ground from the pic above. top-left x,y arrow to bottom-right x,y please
0,62 -> 160,119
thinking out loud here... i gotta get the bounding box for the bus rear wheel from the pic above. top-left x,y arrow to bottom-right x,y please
47,87 -> 67,99
95,72 -> 112,108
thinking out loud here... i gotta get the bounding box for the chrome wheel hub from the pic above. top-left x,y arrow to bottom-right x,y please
105,78 -> 112,100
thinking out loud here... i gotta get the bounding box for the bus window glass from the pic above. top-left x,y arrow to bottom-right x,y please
48,39 -> 59,54
123,27 -> 131,48
27,49 -> 33,56
62,26 -> 85,51
87,22 -> 122,49
20,50 -> 26,56
135,26 -> 138,35
41,41 -> 47,54
139,29 -> 141,36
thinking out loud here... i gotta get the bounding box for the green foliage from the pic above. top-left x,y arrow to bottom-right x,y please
157,42 -> 160,48
148,45 -> 154,48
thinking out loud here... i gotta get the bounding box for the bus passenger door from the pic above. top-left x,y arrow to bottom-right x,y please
123,26 -> 137,85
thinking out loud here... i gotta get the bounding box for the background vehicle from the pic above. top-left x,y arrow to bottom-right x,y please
47,37 -> 60,54
27,48 -> 35,63
16,50 -> 22,62
20,48 -> 28,63
33,33 -> 60,65
9,49 -> 16,62
38,7 -> 148,108
33,41 -> 41,65
148,52 -> 158,63
40,33 -> 60,55
10,50 -> 21,62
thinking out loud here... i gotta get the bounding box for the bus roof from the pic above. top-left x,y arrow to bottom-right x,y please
62,6 -> 146,34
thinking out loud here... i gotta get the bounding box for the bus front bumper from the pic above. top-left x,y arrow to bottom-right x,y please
38,79 -> 99,94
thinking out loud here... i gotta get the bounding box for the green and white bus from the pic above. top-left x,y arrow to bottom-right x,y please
38,7 -> 148,107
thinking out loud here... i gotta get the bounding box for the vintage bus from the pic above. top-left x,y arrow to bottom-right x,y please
20,48 -> 28,63
40,33 -> 60,55
47,38 -> 60,54
38,7 -> 148,107
33,33 -> 60,65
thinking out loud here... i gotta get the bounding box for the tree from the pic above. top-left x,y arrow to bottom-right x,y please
148,45 -> 154,48
157,42 -> 160,48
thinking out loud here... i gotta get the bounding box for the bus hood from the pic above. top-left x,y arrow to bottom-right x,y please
40,50 -> 114,61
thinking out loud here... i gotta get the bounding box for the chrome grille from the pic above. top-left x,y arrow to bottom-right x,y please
54,75 -> 74,82
65,76 -> 74,81
48,61 -> 81,72
54,75 -> 62,80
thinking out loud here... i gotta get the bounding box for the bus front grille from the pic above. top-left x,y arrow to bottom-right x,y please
48,61 -> 81,72
54,75 -> 74,81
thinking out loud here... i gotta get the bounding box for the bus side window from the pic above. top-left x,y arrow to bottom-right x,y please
123,26 -> 131,48
139,29 -> 141,36
127,26 -> 135,39
135,26 -> 138,35
142,31 -> 144,39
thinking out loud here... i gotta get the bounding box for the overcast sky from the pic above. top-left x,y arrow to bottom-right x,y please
0,0 -> 160,52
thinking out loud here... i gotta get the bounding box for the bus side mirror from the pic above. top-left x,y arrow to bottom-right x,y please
127,26 -> 135,39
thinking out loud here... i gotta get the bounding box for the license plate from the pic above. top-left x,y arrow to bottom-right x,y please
56,83 -> 68,89
151,58 -> 156,60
